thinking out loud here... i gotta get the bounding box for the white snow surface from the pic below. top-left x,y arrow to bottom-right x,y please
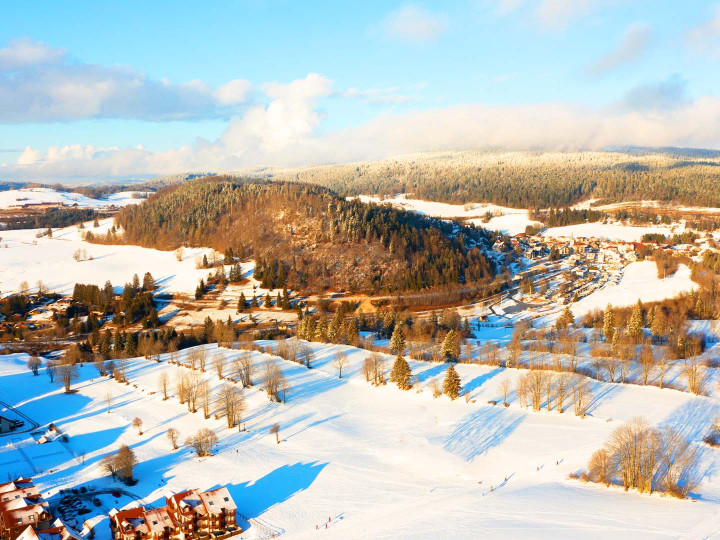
0,219 -> 215,295
542,222 -> 680,242
2,339 -> 720,539
355,194 -> 540,236
0,188 -> 145,209
567,261 -> 696,319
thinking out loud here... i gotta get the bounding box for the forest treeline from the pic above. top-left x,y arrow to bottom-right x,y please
110,177 -> 497,294
263,151 -> 720,209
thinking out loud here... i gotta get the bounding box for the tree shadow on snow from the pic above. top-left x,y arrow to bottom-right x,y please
463,367 -> 503,396
228,461 -> 327,524
443,406 -> 524,461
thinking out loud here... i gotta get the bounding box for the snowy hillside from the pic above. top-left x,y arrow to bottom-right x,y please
0,219 -> 214,296
2,340 -> 720,539
0,188 -> 145,209
355,194 -> 540,236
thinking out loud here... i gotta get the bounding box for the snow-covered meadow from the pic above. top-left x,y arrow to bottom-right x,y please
0,219 -> 214,296
2,339 -> 720,539
0,188 -> 145,209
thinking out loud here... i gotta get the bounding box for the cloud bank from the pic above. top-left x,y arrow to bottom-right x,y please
6,72 -> 720,181
0,38 -> 252,122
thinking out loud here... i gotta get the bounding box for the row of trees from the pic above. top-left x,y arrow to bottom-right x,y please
586,417 -> 699,498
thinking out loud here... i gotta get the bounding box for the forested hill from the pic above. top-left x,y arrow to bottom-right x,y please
112,177 -> 496,294
257,150 -> 720,209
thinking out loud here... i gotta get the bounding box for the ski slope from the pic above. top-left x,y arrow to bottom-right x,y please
2,340 -> 719,539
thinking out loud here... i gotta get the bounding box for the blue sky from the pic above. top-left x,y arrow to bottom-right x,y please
2,1 -> 720,181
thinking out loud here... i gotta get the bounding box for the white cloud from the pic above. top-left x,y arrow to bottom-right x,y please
342,86 -> 418,105
214,79 -> 253,105
618,75 -> 688,112
380,5 -> 449,43
0,38 -> 65,71
586,23 -> 650,75
494,0 -> 633,31
7,76 -> 720,182
687,5 -> 720,58
0,38 -> 252,122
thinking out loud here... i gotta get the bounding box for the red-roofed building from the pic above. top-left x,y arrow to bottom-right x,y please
0,480 -> 52,540
109,488 -> 238,540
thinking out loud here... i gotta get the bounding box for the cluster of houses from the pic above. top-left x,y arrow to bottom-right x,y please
0,479 -> 79,540
109,487 -> 239,540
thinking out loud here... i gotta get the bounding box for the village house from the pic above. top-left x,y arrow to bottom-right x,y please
0,480 -> 52,540
109,487 -> 238,540
15,519 -> 81,540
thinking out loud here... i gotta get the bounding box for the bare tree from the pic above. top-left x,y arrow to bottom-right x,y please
234,351 -> 254,387
197,348 -> 207,372
100,454 -> 117,481
369,352 -> 386,386
588,448 -> 614,486
185,371 -> 202,412
658,349 -> 672,389
500,379 -> 511,406
185,428 -> 218,457
603,355 -> 618,383
217,384 -> 245,428
94,357 -> 106,376
132,417 -> 143,435
362,356 -> 373,382
640,343 -> 655,385
46,360 -> 56,383
571,375 -> 592,418
159,372 -> 170,400
167,428 -> 180,450
213,354 -> 225,380
27,356 -> 42,376
176,372 -> 188,404
333,350 -> 349,379
187,349 -> 198,370
555,373 -> 569,413
105,392 -> 113,413
198,380 -> 211,419
270,423 -> 280,444
56,359 -> 78,392
684,356 -> 709,395
114,444 -> 138,483
263,360 -> 285,402
300,344 -> 314,368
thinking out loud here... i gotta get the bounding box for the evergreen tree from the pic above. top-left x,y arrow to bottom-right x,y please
251,295 -> 258,308
651,308 -> 667,343
389,355 -> 412,390
264,293 -> 272,308
132,274 -> 140,292
389,324 -> 406,354
443,364 -> 462,399
203,254 -> 209,268
603,303 -> 616,342
237,292 -> 246,313
282,288 -> 290,310
627,300 -> 644,342
142,272 -> 155,291
441,330 -> 460,361
556,306 -> 574,332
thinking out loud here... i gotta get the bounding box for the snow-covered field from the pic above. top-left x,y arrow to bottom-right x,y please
0,188 -> 145,209
568,261 -> 696,319
2,340 -> 720,539
0,219 -> 213,296
355,195 -> 540,236
542,222 -> 681,242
